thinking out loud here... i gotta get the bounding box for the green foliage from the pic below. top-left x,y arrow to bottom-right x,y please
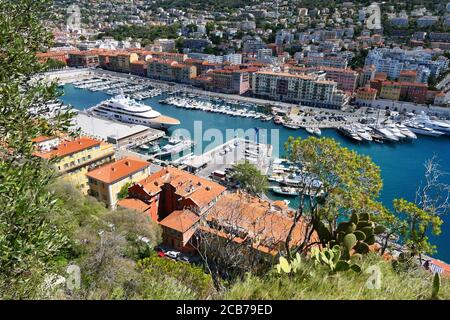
432,272 -> 441,300
332,212 -> 386,258
275,253 -> 302,274
310,246 -> 361,273
230,161 -> 268,195
117,182 -> 132,200
224,253 -> 450,300
0,0 -> 75,298
284,137 -> 385,252
394,199 -> 443,256
97,24 -> 181,45
137,254 -> 215,299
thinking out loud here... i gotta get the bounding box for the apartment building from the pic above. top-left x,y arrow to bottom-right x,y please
147,59 -> 197,83
252,71 -> 349,109
365,48 -> 449,82
398,70 -> 418,83
379,81 -> 402,100
109,52 -> 139,73
67,51 -> 99,67
209,68 -> 253,95
358,65 -> 376,87
33,136 -> 115,194
86,157 -> 151,209
303,55 -> 348,69
378,81 -> 428,104
355,87 -> 378,106
130,60 -> 148,77
37,51 -> 68,65
289,66 -> 359,93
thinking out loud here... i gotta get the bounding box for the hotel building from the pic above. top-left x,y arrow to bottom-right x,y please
86,157 -> 151,209
33,136 -> 115,194
252,70 -> 349,109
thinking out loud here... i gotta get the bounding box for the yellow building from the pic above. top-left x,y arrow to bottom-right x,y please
109,52 -> 139,73
379,81 -> 401,101
86,157 -> 151,209
33,136 -> 115,193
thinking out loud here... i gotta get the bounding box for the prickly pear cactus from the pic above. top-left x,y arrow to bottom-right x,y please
335,212 -> 386,256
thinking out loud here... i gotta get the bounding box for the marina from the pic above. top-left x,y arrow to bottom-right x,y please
60,80 -> 450,262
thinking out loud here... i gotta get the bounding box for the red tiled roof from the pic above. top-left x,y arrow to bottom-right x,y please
86,157 -> 150,184
159,209 -> 199,233
136,166 -> 226,208
117,198 -> 151,212
34,136 -> 101,159
32,136 -> 56,143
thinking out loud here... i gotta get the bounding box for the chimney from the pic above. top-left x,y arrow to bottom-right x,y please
125,161 -> 130,166
111,167 -> 116,172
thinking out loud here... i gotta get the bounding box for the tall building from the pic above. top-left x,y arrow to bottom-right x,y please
33,136 -> 115,194
243,37 -> 267,53
252,71 -> 349,109
209,68 -> 253,95
67,51 -> 99,67
147,59 -> 197,83
109,52 -> 139,73
365,48 -> 449,82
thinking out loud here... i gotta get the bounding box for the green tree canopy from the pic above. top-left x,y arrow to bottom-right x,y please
0,0 -> 75,297
230,161 -> 268,196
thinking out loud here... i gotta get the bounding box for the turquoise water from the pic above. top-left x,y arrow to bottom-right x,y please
61,84 -> 450,262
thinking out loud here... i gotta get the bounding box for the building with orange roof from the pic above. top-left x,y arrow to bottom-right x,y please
118,166 -> 226,222
398,70 -> 418,83
109,52 -> 139,73
288,65 -> 359,93
198,193 -> 317,256
36,51 -> 68,65
33,136 -> 115,193
147,59 -> 197,84
130,60 -> 148,77
209,68 -> 253,94
355,86 -> 378,106
159,210 -> 200,252
68,51 -> 99,67
87,157 -> 151,208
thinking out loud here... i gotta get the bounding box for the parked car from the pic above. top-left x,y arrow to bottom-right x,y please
176,255 -> 190,263
176,254 -> 202,264
165,251 -> 181,259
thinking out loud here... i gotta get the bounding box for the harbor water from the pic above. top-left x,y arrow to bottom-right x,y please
60,84 -> 450,262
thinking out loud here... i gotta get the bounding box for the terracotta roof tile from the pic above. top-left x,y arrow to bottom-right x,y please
86,157 -> 150,184
159,209 -> 199,233
34,136 -> 101,159
117,198 -> 151,212
137,167 -> 226,208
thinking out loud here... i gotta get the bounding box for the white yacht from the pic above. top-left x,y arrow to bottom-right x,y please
338,125 -> 363,142
370,125 -> 399,142
270,186 -> 299,197
156,139 -> 195,157
395,123 -> 417,139
89,94 -> 180,129
385,123 -> 407,139
413,112 -> 450,136
404,122 -> 444,137
354,125 -> 373,142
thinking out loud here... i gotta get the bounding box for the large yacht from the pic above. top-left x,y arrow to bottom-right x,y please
413,112 -> 450,136
404,122 -> 444,137
89,94 -> 180,129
